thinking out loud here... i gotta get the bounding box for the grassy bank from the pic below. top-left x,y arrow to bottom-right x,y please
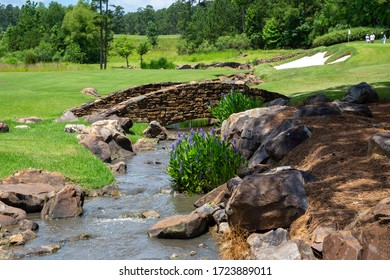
0,68 -> 240,188
256,42 -> 390,103
1,40 -> 389,189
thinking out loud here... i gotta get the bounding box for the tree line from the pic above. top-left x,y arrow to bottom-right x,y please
0,0 -> 389,65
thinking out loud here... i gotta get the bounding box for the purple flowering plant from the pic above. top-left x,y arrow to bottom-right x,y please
167,128 -> 244,194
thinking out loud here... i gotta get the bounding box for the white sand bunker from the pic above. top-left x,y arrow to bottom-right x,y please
275,52 -> 351,70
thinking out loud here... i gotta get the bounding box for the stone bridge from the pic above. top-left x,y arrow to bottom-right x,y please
70,81 -> 286,126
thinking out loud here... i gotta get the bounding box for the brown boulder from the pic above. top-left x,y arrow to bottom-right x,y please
143,121 -> 168,140
147,213 -> 209,239
0,169 -> 66,186
0,201 -> 27,226
194,183 -> 230,208
41,186 -> 84,220
322,231 -> 363,260
226,169 -> 309,232
14,117 -> 43,124
133,138 -> 159,152
81,87 -> 101,97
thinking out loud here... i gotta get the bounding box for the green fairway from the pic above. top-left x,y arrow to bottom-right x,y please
1,41 -> 389,189
255,42 -> 390,103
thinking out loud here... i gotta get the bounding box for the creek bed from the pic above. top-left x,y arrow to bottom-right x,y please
23,143 -> 219,260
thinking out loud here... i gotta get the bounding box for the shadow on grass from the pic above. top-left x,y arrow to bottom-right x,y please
289,81 -> 390,105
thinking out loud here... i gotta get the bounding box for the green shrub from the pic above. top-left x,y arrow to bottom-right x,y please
23,50 -> 39,65
215,34 -> 251,51
177,39 -> 196,55
168,129 -> 245,194
209,90 -> 264,123
196,40 -> 217,53
313,27 -> 390,47
141,57 -> 176,69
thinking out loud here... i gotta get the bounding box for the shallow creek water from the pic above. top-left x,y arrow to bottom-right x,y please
23,142 -> 219,260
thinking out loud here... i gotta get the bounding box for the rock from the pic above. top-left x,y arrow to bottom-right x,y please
143,121 -> 168,140
81,87 -> 101,97
133,138 -> 159,152
293,103 -> 340,118
177,64 -> 192,70
192,204 -> 219,226
322,230 -> 362,260
368,133 -> 390,158
226,169 -> 309,232
0,122 -> 9,133
260,120 -> 311,162
226,176 -> 242,193
15,117 -> 43,124
342,82 -> 379,104
96,185 -> 121,197
141,210 -> 160,219
84,114 -> 105,123
290,239 -> 317,260
189,250 -> 197,256
107,115 -> 133,132
9,233 -> 25,245
311,224 -> 337,252
0,183 -> 64,213
247,229 -> 313,260
0,201 -> 27,226
108,161 -> 127,175
64,124 -> 86,133
332,100 -> 373,118
303,93 -> 331,105
18,219 -> 39,231
148,213 -> 209,239
77,120 -> 133,162
13,244 -> 61,259
213,209 -> 227,225
54,111 -> 79,123
0,168 -> 66,186
41,186 -> 84,220
266,98 -> 289,107
218,222 -> 230,234
194,183 -> 230,208
346,198 -> 390,259
221,106 -> 297,159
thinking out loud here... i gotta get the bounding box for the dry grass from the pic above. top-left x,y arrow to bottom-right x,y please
212,225 -> 252,260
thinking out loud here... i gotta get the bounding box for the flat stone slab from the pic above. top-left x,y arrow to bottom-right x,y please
0,183 -> 64,213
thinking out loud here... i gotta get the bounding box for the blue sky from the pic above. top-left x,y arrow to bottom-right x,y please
0,0 -> 178,12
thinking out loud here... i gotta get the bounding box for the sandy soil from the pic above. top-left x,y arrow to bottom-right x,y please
283,101 -> 390,243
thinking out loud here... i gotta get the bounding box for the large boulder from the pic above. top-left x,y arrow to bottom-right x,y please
0,183 -> 64,213
226,169 -> 309,232
346,197 -> 390,259
293,103 -> 341,118
147,213 -> 209,239
0,122 -> 9,133
332,100 -> 373,118
77,120 -> 133,162
249,119 -> 311,165
368,132 -> 390,158
342,82 -> 379,104
0,169 -> 66,186
0,201 -> 27,226
322,230 -> 363,260
194,183 -> 230,208
247,229 -> 316,260
221,106 -> 297,159
41,186 -> 84,220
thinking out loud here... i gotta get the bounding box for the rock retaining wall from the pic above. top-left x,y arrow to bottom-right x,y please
70,81 -> 286,126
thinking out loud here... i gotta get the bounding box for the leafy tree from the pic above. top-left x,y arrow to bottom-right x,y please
0,4 -> 20,31
136,42 -> 150,67
111,5 -> 126,34
62,1 -> 100,63
262,17 -> 282,49
146,21 -> 159,47
113,35 -> 134,67
4,0 -> 43,51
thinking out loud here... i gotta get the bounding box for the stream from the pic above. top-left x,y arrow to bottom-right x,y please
23,142 -> 219,260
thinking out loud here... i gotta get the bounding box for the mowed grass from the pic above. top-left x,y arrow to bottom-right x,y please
1,38 -> 389,189
0,68 -> 241,188
255,42 -> 390,103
